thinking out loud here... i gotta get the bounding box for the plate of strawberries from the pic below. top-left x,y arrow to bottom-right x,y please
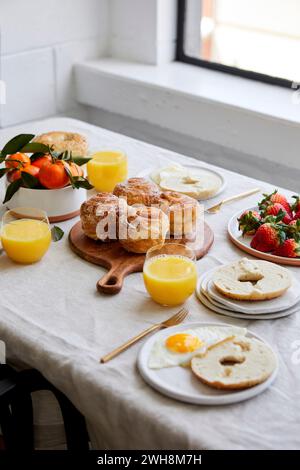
228,190 -> 300,266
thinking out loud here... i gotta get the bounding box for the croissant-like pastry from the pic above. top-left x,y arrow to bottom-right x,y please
80,192 -> 122,241
113,177 -> 161,206
159,191 -> 199,236
119,206 -> 169,253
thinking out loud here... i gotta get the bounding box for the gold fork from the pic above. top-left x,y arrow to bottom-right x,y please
206,187 -> 261,214
100,308 -> 189,363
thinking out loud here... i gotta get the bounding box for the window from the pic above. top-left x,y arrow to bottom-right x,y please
177,0 -> 300,88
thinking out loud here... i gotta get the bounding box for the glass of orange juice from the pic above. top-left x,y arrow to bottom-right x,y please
87,150 -> 128,192
143,243 -> 197,306
0,207 -> 51,264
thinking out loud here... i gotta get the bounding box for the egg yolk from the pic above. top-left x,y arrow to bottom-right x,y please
165,333 -> 203,353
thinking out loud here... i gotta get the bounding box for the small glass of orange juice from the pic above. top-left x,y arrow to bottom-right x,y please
143,243 -> 197,306
1,207 -> 51,264
87,150 -> 128,192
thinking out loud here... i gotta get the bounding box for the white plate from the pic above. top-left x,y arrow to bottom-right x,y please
200,268 -> 300,314
137,164 -> 226,200
228,207 -> 300,267
137,322 -> 278,405
197,288 -> 299,320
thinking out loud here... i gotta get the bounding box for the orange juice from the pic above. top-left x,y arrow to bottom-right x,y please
143,254 -> 197,306
1,219 -> 51,264
87,151 -> 128,192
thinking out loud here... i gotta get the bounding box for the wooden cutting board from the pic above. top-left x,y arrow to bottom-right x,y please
69,221 -> 214,295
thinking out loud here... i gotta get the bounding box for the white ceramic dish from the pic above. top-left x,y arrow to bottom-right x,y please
137,321 -> 278,405
206,277 -> 300,314
137,163 -> 226,200
6,185 -> 87,223
196,289 -> 298,320
228,207 -> 300,267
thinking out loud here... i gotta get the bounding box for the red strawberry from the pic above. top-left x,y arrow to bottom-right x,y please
250,223 -> 285,252
238,210 -> 261,235
259,190 -> 292,217
274,239 -> 300,258
264,203 -> 292,224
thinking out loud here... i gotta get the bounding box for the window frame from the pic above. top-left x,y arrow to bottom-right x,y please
176,0 -> 293,89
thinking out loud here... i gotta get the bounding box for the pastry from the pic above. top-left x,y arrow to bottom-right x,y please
33,131 -> 88,156
113,177 -> 161,206
119,206 -> 169,253
191,335 -> 277,390
159,191 -> 199,236
80,192 -> 122,241
212,258 -> 292,301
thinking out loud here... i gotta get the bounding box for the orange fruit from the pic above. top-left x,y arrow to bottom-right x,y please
38,161 -> 69,189
7,165 -> 40,183
5,153 -> 30,169
32,154 -> 52,169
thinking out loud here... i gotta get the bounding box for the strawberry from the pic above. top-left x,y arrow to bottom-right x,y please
238,210 -> 261,235
286,219 -> 300,240
250,223 -> 285,252
264,203 -> 292,224
259,190 -> 292,217
274,239 -> 300,258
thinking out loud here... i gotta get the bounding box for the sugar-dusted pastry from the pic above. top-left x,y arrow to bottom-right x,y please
213,258 -> 292,301
113,177 -> 161,206
80,192 -> 121,241
191,335 -> 277,390
159,191 -> 199,236
33,131 -> 88,156
119,206 -> 169,253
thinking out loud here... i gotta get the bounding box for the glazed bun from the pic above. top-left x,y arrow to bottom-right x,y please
80,193 -> 122,241
113,177 -> 161,206
33,131 -> 88,156
119,206 -> 169,253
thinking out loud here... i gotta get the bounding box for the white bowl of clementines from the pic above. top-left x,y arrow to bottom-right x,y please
2,144 -> 92,223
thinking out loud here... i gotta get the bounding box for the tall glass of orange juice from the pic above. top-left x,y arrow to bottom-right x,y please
143,243 -> 197,306
87,150 -> 128,192
1,207 -> 51,264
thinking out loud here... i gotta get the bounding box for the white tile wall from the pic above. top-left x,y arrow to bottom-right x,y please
1,48 -> 56,127
1,0 -> 109,55
0,0 -> 109,127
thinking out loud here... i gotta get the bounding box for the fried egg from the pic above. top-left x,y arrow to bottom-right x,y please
148,326 -> 247,369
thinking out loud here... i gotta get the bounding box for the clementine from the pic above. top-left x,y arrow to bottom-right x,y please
32,154 -> 52,169
38,161 -> 69,189
7,165 -> 40,183
5,153 -> 30,169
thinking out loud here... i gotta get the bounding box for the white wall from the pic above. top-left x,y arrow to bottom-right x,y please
0,0 -> 109,128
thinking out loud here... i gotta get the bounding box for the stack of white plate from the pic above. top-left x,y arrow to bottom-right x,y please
196,267 -> 300,320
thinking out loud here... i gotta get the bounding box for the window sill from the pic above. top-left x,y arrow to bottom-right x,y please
75,58 -> 300,166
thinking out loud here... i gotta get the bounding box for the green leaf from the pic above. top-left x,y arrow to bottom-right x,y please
72,156 -> 92,166
3,179 -> 22,204
30,152 -> 46,162
21,172 -> 39,188
1,134 -> 35,157
20,142 -> 50,154
0,168 -> 8,179
51,225 -> 64,242
72,176 -> 94,190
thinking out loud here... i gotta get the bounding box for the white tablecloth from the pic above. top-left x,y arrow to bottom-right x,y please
0,118 -> 299,450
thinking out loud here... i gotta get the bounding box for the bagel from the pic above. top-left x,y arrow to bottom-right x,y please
212,258 -> 291,301
191,335 -> 277,390
33,131 -> 88,156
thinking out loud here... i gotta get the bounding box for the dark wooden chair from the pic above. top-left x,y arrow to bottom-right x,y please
0,365 -> 89,450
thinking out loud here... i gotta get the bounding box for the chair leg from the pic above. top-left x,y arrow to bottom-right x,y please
0,403 -> 14,450
17,369 -> 89,450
